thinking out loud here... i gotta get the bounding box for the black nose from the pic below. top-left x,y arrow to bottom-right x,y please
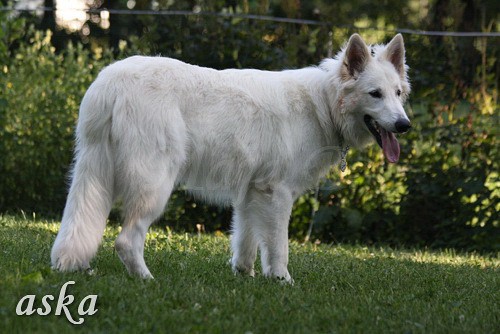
395,119 -> 411,133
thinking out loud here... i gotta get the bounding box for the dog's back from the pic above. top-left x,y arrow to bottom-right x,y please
91,56 -> 334,203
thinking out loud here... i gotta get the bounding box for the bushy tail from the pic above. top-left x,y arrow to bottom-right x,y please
51,81 -> 115,271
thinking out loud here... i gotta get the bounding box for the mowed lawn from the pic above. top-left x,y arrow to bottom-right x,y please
0,215 -> 498,333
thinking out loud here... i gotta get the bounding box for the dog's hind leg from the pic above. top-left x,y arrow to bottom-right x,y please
115,167 -> 175,278
114,160 -> 179,279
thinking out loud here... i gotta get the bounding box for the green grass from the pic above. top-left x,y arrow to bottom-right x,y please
0,215 -> 498,334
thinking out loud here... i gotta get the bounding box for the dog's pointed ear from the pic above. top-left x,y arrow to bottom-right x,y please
383,34 -> 406,79
342,34 -> 370,80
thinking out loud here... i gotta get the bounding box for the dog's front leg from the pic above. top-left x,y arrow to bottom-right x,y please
230,205 -> 258,277
238,184 -> 294,283
260,219 -> 293,284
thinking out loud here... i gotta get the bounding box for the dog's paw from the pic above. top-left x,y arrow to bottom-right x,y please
51,254 -> 90,273
232,265 -> 255,278
263,266 -> 293,284
230,257 -> 256,277
137,270 -> 154,280
272,273 -> 294,285
124,265 -> 154,280
276,275 -> 295,285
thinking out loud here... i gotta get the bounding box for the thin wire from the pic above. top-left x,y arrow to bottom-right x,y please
1,6 -> 499,37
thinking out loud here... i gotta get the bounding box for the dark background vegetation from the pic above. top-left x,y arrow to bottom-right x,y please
0,0 -> 498,251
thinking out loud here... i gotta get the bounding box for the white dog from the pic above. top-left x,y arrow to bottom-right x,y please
51,34 -> 411,282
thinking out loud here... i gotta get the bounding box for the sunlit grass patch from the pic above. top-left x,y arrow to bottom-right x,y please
0,215 -> 498,333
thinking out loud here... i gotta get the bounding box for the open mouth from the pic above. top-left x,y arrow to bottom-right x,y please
364,115 -> 400,163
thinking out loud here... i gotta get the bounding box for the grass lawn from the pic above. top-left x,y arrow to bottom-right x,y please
0,215 -> 498,333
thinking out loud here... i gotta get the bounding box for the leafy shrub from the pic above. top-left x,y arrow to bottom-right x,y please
297,105 -> 498,252
0,9 -> 497,251
0,23 -> 113,214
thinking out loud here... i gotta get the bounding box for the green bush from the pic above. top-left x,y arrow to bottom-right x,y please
297,105 -> 498,252
0,23 -> 113,214
0,9 -> 497,251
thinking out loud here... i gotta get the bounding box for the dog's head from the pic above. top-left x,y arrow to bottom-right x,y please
327,33 -> 411,163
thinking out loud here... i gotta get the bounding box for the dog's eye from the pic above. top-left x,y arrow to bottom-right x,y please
369,90 -> 382,98
396,89 -> 402,96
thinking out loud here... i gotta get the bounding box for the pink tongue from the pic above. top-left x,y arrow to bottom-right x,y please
380,127 -> 400,163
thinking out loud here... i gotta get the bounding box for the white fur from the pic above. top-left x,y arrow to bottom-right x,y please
51,34 -> 410,282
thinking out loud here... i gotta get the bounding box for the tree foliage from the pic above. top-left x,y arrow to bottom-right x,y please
0,0 -> 498,251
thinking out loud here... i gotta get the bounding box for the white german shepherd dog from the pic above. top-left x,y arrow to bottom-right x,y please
51,34 -> 411,282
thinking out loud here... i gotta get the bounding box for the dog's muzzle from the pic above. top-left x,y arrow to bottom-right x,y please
395,118 -> 411,134
364,115 -> 411,163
